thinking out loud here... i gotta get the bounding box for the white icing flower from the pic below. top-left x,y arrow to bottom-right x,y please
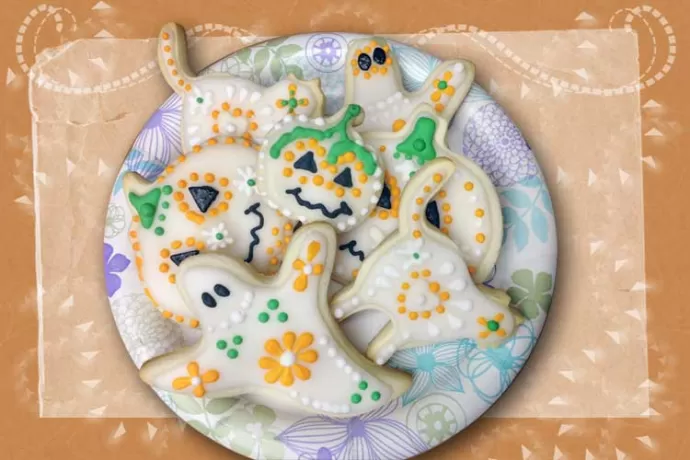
395,239 -> 431,270
188,87 -> 213,115
234,166 -> 258,196
202,222 -> 234,250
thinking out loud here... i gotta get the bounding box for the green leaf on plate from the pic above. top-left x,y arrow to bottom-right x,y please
512,215 -> 529,251
530,206 -> 549,242
254,48 -> 270,73
269,56 -> 283,81
213,416 -> 233,439
285,64 -> 304,80
267,36 -> 289,47
170,394 -> 204,415
276,44 -> 302,59
187,419 -> 211,436
508,269 -> 553,318
235,47 -> 251,64
540,189 -> 554,215
206,397 -> 238,415
501,189 -> 532,208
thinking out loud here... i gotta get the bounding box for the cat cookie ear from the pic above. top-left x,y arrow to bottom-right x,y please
158,23 -> 197,94
397,157 -> 456,233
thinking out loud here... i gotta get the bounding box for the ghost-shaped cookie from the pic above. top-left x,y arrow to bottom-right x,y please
331,158 -> 518,365
256,104 -> 384,231
343,36 -> 474,133
334,106 -> 502,284
139,222 -> 411,416
158,23 -> 325,151
124,136 -> 294,328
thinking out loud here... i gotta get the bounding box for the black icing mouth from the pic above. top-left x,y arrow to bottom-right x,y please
285,187 -> 353,219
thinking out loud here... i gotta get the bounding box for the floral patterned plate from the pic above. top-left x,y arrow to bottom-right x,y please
105,33 -> 556,460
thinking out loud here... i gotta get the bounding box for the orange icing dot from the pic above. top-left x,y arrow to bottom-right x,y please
352,188 -> 361,197
178,180 -> 187,188
162,32 -> 170,40
224,191 -> 232,200
283,168 -> 293,177
475,208 -> 485,217
444,216 -> 453,224
171,240 -> 182,249
219,177 -> 229,187
204,173 -> 215,183
162,310 -> 173,319
173,191 -> 184,201
160,249 -> 170,258
189,320 -> 200,328
192,145 -> 202,153
464,182 -> 474,191
168,274 -> 176,284
178,202 -> 189,212
433,174 -> 443,183
163,45 -> 171,52
409,312 -> 419,320
225,137 -> 235,144
436,306 -> 446,314
421,311 -> 432,319
313,175 -> 324,186
299,176 -> 308,185
190,172 -> 199,181
186,237 -> 196,247
218,202 -> 229,212
335,188 -> 345,198
208,138 -> 218,146
398,306 -> 407,314
429,282 -> 440,293
476,233 -> 486,243
232,108 -> 242,117
159,263 -> 169,273
422,269 -> 431,277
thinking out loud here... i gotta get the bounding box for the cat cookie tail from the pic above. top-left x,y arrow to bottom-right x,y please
397,157 -> 456,229
158,23 -> 197,94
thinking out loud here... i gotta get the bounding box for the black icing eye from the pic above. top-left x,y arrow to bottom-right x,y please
376,183 -> 392,209
372,47 -> 387,65
170,250 -> 200,266
294,151 -> 317,173
201,292 -> 217,308
426,201 -> 441,229
333,167 -> 353,188
189,186 -> 219,213
357,53 -> 372,71
213,284 -> 230,297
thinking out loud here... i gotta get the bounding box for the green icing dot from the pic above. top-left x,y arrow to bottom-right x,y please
277,312 -> 288,323
162,185 -> 173,195
140,203 -> 156,218
233,335 -> 243,345
393,152 -> 401,159
413,139 -> 426,151
247,178 -> 256,186
371,391 -> 381,401
227,349 -> 239,359
358,381 -> 368,391
351,394 -> 362,404
258,312 -> 270,323
280,100 -> 288,107
437,80 -> 448,90
267,299 -> 280,310
215,232 -> 224,240
487,320 -> 500,331
216,340 -> 228,350
161,201 -> 170,209
413,252 -> 420,260
154,227 -> 164,236
196,97 -> 204,104
158,214 -> 166,221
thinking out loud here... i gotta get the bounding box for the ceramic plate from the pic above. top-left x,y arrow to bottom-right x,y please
104,33 -> 557,460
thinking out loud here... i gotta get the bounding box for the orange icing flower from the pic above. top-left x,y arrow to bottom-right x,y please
431,71 -> 456,102
172,361 -> 220,397
477,313 -> 507,339
292,241 -> 324,292
259,332 -> 319,386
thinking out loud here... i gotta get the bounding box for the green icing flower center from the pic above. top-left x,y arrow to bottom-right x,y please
437,80 -> 448,90
196,97 -> 204,104
487,320 -> 500,332
215,232 -> 224,241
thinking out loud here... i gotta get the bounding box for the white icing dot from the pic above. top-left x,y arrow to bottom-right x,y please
439,262 -> 455,275
219,321 -> 229,330
290,391 -> 298,398
226,86 -> 235,98
191,377 -> 201,386
449,279 -> 466,291
327,348 -> 337,358
373,182 -> 382,191
475,249 -> 483,257
342,405 -> 351,413
347,216 -> 357,226
312,400 -> 321,410
226,124 -> 237,133
298,215 -> 307,223
244,292 -> 254,302
360,208 -> 369,216
344,365 -> 353,374
375,357 -> 385,365
302,264 -> 313,275
260,107 -> 273,116
453,62 -> 464,73
296,114 -> 307,122
402,330 -> 411,340
301,397 -> 311,405
373,167 -> 382,178
336,358 -> 346,368
476,219 -> 483,228
469,195 -> 478,203
283,115 -> 294,123
230,311 -> 245,324
318,337 -> 329,346
333,308 -> 344,319
394,92 -> 403,100
386,95 -> 394,103
273,122 -> 283,131
370,196 -> 379,204
280,351 -> 296,367
451,300 -> 473,311
314,117 -> 325,126
250,91 -> 261,103
367,288 -> 376,297
351,297 -> 360,306
282,208 -> 292,217
376,101 -> 386,110
448,313 -> 463,330
352,372 -> 361,382
337,222 -> 347,231
206,326 -> 215,334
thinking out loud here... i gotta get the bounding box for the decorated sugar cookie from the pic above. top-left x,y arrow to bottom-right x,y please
256,104 -> 384,231
335,106 -> 503,284
331,158 -> 517,365
344,37 -> 474,133
124,136 -> 294,327
158,23 -> 325,152
139,222 -> 412,416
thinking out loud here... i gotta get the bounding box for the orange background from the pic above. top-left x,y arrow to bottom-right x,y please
1,0 -> 689,458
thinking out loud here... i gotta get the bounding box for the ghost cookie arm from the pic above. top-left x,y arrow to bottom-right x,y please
422,60 -> 475,119
158,22 -> 197,94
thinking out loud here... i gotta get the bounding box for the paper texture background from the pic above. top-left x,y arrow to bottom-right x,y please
2,1 -> 688,459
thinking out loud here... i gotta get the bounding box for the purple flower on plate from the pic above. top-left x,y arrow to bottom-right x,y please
104,242 -> 130,297
306,34 -> 346,73
462,102 -> 539,187
278,401 -> 428,460
132,94 -> 182,165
